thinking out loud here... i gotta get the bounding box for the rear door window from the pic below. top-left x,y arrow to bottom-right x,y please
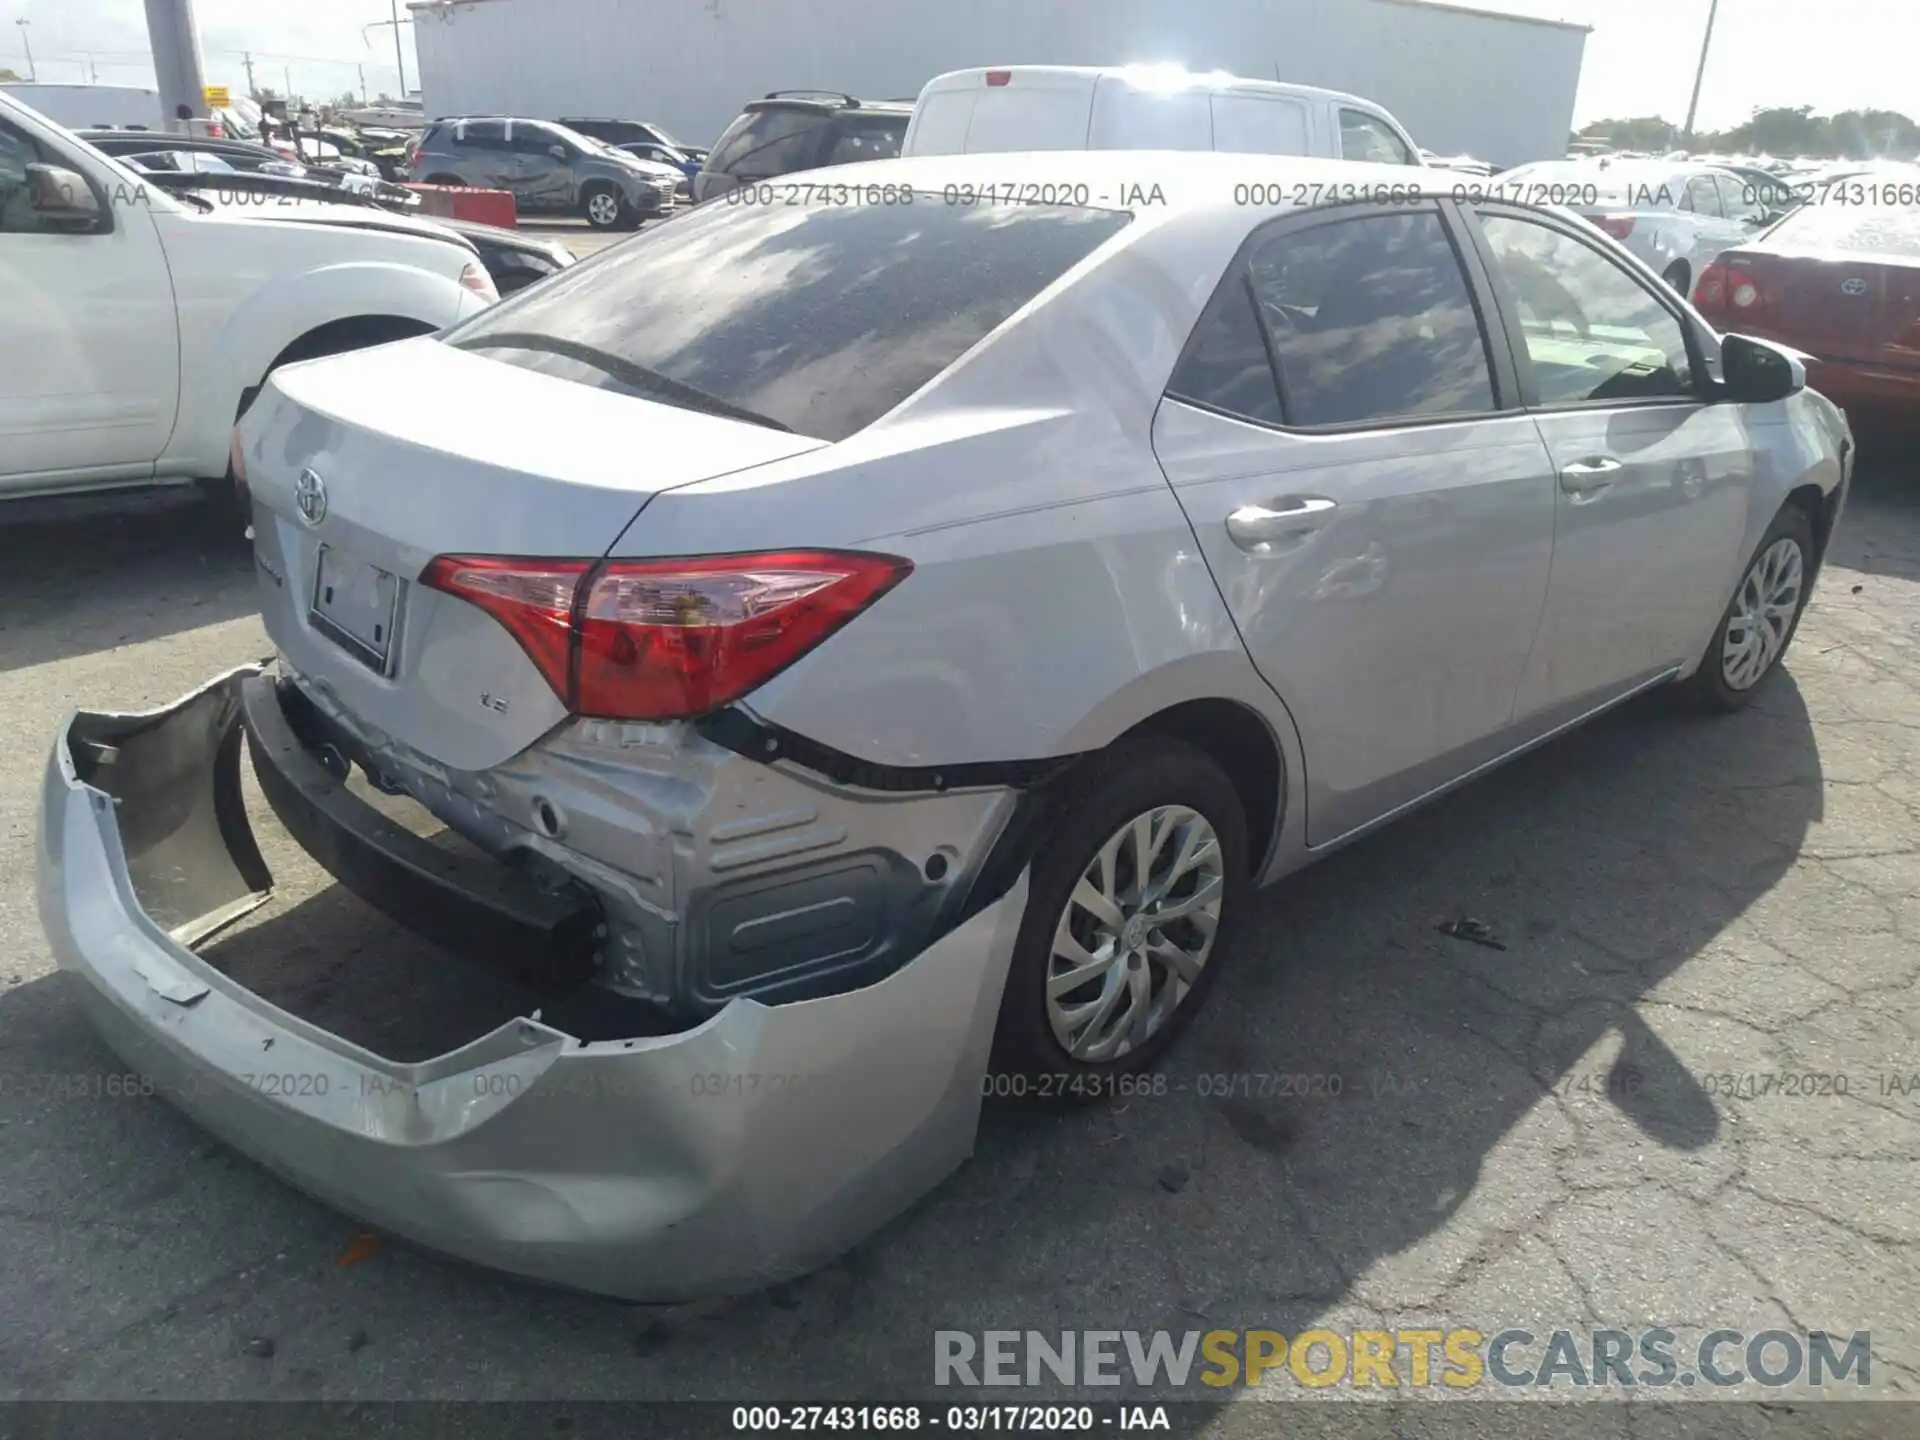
1173,208 -> 1496,427
507,123 -> 564,156
447,197 -> 1132,441
1210,94 -> 1310,155
1166,276 -> 1286,425
1684,174 -> 1724,217
449,119 -> 506,152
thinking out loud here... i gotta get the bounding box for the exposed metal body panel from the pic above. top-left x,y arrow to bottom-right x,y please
409,0 -> 1586,166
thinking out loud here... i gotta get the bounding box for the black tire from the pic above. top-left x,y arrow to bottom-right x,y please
1662,260 -> 1691,295
989,737 -> 1249,1090
1679,503 -> 1816,713
581,183 -> 632,231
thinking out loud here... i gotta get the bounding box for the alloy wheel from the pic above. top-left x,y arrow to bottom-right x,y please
1721,536 -> 1804,690
1045,805 -> 1225,1063
587,191 -> 621,226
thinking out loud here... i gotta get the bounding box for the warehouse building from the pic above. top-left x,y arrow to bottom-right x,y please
410,0 -> 1588,168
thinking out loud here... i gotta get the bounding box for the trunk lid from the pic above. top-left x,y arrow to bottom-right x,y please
238,336 -> 827,771
1741,247 -> 1920,368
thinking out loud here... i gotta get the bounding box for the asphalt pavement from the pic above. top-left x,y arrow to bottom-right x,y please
0,444 -> 1917,1415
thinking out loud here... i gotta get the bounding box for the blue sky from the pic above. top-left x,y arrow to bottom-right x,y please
3,0 -> 1915,130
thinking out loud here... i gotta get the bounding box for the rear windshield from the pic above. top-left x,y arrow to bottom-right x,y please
445,196 -> 1131,441
1765,204 -> 1920,258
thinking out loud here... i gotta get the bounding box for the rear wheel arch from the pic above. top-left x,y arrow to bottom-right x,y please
237,314 -> 439,422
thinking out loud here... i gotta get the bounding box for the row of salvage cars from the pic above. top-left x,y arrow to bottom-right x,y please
80,125 -> 581,298
20,83 -> 1900,1300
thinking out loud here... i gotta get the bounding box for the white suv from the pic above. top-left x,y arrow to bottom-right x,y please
902,64 -> 1424,165
0,91 -> 496,503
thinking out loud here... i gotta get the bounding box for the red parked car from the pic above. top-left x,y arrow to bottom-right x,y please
1693,201 -> 1920,428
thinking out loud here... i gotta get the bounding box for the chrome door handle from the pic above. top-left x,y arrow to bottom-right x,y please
1226,496 -> 1337,551
1559,457 -> 1623,496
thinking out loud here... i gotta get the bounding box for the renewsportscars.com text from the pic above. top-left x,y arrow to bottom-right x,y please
934,1328 -> 1872,1390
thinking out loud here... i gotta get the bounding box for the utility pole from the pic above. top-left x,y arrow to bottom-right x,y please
357,62 -> 367,103
283,63 -> 292,102
1682,0 -> 1722,146
243,49 -> 256,99
390,0 -> 407,97
14,18 -> 33,81
143,0 -> 211,128
84,53 -> 99,83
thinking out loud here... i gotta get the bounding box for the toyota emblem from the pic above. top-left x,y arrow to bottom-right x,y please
1841,277 -> 1868,296
294,468 -> 328,527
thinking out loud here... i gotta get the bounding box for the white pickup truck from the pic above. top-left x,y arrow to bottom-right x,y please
0,91 -> 496,503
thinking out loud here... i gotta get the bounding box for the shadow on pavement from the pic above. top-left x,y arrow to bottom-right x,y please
0,658 -> 1825,1398
1831,438 -> 1920,584
0,487 -> 255,674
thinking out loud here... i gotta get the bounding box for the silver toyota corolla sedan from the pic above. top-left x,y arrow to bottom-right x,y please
39,151 -> 1852,1300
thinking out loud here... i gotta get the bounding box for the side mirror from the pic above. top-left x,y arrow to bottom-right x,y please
26,163 -> 103,232
1719,333 -> 1805,404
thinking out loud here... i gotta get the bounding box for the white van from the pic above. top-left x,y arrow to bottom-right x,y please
900,65 -> 1424,165
0,83 -> 163,132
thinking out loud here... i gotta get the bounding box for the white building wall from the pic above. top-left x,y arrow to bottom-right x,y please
410,0 -> 1585,167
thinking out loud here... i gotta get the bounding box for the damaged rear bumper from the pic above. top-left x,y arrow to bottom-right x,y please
36,664 -> 1028,1300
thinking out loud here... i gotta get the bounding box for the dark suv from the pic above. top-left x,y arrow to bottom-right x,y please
560,117 -> 705,164
692,92 -> 910,203
409,117 -> 681,229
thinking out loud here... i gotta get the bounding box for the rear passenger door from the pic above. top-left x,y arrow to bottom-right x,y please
1151,203 -> 1558,846
451,120 -> 515,189
508,123 -> 573,210
1462,204 -> 1754,718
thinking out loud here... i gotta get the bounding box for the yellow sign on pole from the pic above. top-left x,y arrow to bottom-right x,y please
204,85 -> 232,109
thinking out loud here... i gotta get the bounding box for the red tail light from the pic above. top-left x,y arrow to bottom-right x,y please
1694,259 -> 1763,314
421,550 -> 912,721
1584,213 -> 1636,241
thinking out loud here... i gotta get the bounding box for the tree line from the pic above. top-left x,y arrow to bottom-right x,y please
1575,106 -> 1919,159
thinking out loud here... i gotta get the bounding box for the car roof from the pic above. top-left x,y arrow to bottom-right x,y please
779,149 -> 1459,216
741,94 -> 913,116
1510,156 -> 1696,179
917,64 -> 1383,110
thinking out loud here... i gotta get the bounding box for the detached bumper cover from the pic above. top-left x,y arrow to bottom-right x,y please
36,664 -> 1028,1300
